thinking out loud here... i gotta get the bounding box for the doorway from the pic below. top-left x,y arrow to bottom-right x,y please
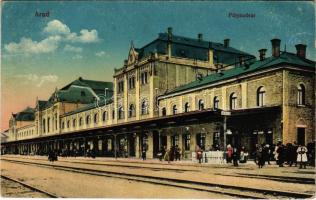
297,128 -> 305,145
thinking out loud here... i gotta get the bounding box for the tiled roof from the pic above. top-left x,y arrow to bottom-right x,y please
39,77 -> 114,110
158,33 -> 253,56
38,100 -> 48,110
166,52 -> 315,95
15,107 -> 35,121
62,98 -> 113,117
137,33 -> 255,65
61,77 -> 113,96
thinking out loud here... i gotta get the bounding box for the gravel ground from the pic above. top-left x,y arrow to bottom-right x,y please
1,176 -> 50,198
1,161 -> 235,198
1,155 -> 315,198
2,155 -> 314,195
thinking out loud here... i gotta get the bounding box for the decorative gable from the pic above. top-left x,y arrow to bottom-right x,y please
127,42 -> 139,65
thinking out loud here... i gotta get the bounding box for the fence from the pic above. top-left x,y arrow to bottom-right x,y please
192,151 -> 225,164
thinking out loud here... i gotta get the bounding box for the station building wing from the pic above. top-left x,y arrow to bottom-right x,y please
164,51 -> 315,96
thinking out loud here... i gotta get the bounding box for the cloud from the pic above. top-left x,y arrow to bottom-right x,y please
4,36 -> 61,54
5,19 -> 100,55
64,44 -> 82,53
95,51 -> 106,57
43,20 -> 100,43
43,20 -> 71,35
65,29 -> 100,43
37,75 -> 59,87
15,74 -> 59,87
72,54 -> 83,59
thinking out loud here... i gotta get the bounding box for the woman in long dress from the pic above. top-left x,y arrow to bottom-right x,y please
297,144 -> 308,169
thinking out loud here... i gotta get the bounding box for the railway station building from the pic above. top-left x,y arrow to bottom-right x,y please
2,28 -> 315,160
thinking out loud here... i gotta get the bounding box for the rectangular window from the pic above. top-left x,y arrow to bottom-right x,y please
141,72 -> 148,85
118,81 -> 124,93
213,132 -> 220,146
196,133 -> 206,150
128,77 -> 135,89
184,134 -> 191,150
107,139 -> 112,151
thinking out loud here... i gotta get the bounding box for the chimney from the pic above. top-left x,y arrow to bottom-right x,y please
124,59 -> 128,66
167,27 -> 173,40
271,38 -> 281,57
224,39 -> 230,47
295,44 -> 307,58
198,33 -> 203,41
258,49 -> 267,61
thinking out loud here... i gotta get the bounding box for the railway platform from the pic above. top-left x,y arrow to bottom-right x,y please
1,154 -> 315,198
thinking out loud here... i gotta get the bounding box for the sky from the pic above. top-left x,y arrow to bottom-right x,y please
1,1 -> 315,131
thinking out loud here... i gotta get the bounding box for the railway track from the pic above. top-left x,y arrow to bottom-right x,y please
3,155 -> 199,173
1,158 -> 313,199
1,174 -> 59,198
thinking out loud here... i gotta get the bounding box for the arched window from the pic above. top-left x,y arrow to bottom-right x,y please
129,104 -> 135,118
297,84 -> 305,105
230,93 -> 237,110
184,102 -> 190,113
213,96 -> 219,109
61,121 -> 65,129
47,117 -> 50,132
162,107 -> 167,116
79,117 -> 83,126
257,86 -> 266,107
118,107 -> 124,119
102,111 -> 107,121
141,101 -> 148,115
198,99 -> 204,110
55,113 -> 58,130
67,120 -> 70,128
172,105 -> 178,115
94,113 -> 99,123
73,119 -> 76,127
43,119 -> 46,133
86,115 -> 91,125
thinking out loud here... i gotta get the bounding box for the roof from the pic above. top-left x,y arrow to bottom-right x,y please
62,98 -> 113,117
158,33 -> 253,56
137,33 -> 255,65
39,77 -> 114,110
38,100 -> 48,110
14,107 -> 35,121
166,52 -> 315,95
61,77 -> 113,96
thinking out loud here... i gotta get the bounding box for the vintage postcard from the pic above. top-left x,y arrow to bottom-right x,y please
1,0 -> 315,199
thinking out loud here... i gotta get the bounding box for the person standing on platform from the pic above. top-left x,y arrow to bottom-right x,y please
277,143 -> 285,167
142,146 -> 147,161
232,147 -> 239,166
263,144 -> 271,165
297,144 -> 308,169
256,147 -> 265,168
226,144 -> 233,163
175,145 -> 181,161
239,146 -> 248,163
164,148 -> 170,163
196,145 -> 203,164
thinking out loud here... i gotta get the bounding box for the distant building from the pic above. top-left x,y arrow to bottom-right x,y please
2,28 -> 315,160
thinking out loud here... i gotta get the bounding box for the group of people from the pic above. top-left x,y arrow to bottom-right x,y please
225,141 -> 315,169
48,149 -> 58,162
226,144 -> 246,166
273,141 -> 314,169
155,145 -> 181,162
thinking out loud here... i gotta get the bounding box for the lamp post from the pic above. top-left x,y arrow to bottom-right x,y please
221,110 -> 231,151
114,134 -> 117,159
